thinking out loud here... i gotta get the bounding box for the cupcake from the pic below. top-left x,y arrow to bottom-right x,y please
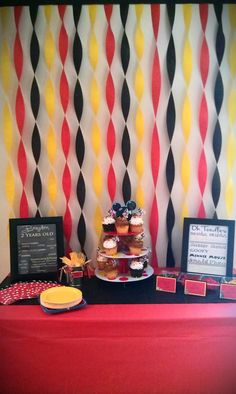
115,216 -> 129,234
103,238 -> 118,256
102,214 -> 115,233
129,261 -> 144,278
97,254 -> 108,270
129,214 -> 143,234
129,233 -> 144,255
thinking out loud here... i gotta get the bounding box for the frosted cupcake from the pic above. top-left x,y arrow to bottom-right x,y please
115,217 -> 129,234
97,254 -> 108,270
103,238 -> 118,256
129,214 -> 143,234
102,214 -> 115,233
129,233 -> 144,255
129,261 -> 144,278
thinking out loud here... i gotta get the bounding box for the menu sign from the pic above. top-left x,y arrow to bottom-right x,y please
9,217 -> 64,282
17,224 -> 58,274
181,218 -> 235,277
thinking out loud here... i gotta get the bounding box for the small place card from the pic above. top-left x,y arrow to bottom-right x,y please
156,276 -> 176,293
184,279 -> 206,297
220,283 -> 236,300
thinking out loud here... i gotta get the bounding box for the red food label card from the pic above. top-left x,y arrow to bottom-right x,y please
156,276 -> 176,293
71,271 -> 83,278
184,280 -> 206,296
220,283 -> 236,300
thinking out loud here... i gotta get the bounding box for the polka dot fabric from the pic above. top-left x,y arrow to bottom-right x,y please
0,281 -> 61,305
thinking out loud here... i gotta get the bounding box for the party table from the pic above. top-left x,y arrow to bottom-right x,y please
1,277 -> 236,394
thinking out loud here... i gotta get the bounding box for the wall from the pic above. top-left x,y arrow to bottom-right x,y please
0,4 -> 236,282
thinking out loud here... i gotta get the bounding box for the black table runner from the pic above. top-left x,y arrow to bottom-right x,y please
1,275 -> 234,304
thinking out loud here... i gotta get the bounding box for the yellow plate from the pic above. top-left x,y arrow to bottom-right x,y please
40,286 -> 82,309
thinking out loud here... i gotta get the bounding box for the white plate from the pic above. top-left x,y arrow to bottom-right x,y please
95,265 -> 154,283
98,248 -> 149,260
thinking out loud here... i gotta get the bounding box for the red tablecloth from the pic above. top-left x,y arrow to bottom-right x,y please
1,304 -> 236,394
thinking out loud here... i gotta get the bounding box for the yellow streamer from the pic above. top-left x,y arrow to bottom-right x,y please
228,89 -> 236,126
94,205 -> 102,235
183,4 -> 192,31
0,8 -> 9,30
136,184 -> 144,208
136,149 -> 144,177
92,122 -> 101,156
135,108 -> 144,142
44,5 -> 52,22
225,177 -> 234,217
135,4 -> 143,20
45,79 -> 55,120
5,164 -> 15,205
90,78 -> 100,114
181,151 -> 191,193
3,103 -> 13,154
93,164 -> 102,197
227,132 -> 236,171
228,5 -> 236,28
183,39 -> 192,85
0,41 -> 11,93
182,96 -> 191,142
48,207 -> 57,216
47,170 -> 57,203
47,125 -> 56,164
89,5 -> 97,25
134,65 -> 144,101
229,39 -> 236,78
89,31 -> 99,70
44,31 -> 55,70
134,26 -> 144,60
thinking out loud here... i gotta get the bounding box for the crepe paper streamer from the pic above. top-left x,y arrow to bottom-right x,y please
134,65 -> 144,101
44,30 -> 55,70
105,4 -> 116,202
182,96 -> 192,142
93,165 -> 102,197
94,205 -> 102,235
0,41 -> 11,93
61,118 -> 70,157
182,202 -> 189,220
59,23 -> 68,66
199,95 -> 208,143
183,4 -> 192,32
5,165 -> 15,206
77,173 -> 86,209
182,39 -> 192,86
3,104 -> 13,154
48,170 -> 57,203
89,4 -> 97,25
47,125 -> 57,164
166,200 -> 176,267
152,50 -> 161,116
62,164 -> 71,201
136,149 -> 144,178
181,151 -> 191,193
20,191 -> 29,218
226,132 -> 236,171
136,184 -> 144,209
92,122 -> 101,157
14,36 -> 23,80
64,206 -> 72,244
228,89 -> 236,127
74,81 -> 83,122
18,142 -> 27,185
90,78 -> 100,115
15,87 -> 25,135
198,151 -> 207,196
45,79 -> 55,120
149,197 -> 158,268
135,108 -> 144,142
134,26 -> 144,60
89,31 -> 99,71
225,177 -> 234,218
33,169 -> 42,208
0,7 -> 10,30
122,171 -> 131,204
60,71 -> 69,113
228,5 -> 236,28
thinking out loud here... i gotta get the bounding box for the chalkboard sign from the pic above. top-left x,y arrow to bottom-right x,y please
181,218 -> 235,276
9,217 -> 64,282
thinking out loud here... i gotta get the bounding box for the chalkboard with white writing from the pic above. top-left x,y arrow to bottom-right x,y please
9,217 -> 64,282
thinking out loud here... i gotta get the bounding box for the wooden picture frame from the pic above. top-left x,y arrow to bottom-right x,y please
181,218 -> 235,277
9,217 -> 64,282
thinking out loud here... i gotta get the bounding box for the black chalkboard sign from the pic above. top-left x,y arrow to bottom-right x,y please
9,217 -> 64,282
181,218 -> 235,277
